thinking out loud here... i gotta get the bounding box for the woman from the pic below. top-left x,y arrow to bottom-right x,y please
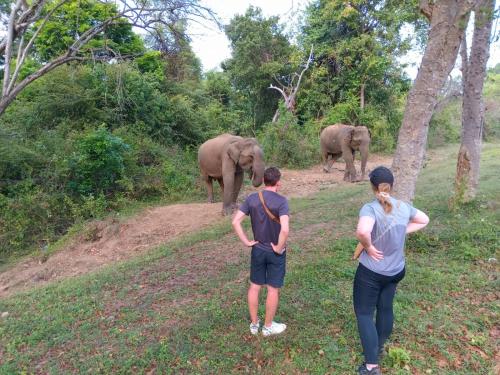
354,166 -> 429,375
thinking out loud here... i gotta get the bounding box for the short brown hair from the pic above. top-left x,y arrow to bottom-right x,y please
264,167 -> 281,186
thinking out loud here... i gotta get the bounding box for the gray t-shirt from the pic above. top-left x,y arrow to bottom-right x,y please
359,197 -> 417,276
239,190 -> 289,252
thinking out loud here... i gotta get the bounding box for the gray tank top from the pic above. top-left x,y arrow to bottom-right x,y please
358,197 -> 417,276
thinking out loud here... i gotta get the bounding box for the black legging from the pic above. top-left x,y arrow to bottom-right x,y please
353,263 -> 406,364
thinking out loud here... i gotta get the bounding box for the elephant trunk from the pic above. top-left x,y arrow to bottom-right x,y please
360,143 -> 369,179
251,150 -> 265,187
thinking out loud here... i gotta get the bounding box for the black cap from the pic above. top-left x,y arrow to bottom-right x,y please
369,166 -> 394,187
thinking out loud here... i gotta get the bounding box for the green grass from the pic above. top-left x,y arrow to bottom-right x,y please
0,144 -> 499,374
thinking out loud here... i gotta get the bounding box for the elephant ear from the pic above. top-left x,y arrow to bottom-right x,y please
345,127 -> 354,144
227,142 -> 241,164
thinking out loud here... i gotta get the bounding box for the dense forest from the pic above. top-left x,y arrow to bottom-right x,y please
0,0 -> 498,261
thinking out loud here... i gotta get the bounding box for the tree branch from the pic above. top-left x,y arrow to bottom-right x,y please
2,0 -> 24,96
291,45 -> 314,98
269,84 -> 288,100
7,0 -> 68,95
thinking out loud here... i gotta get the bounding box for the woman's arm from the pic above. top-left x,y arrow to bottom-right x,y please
356,216 -> 383,261
406,209 -> 429,234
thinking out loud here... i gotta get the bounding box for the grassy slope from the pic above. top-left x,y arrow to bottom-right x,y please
0,144 -> 498,374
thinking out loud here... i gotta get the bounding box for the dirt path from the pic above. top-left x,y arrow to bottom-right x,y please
0,156 -> 391,298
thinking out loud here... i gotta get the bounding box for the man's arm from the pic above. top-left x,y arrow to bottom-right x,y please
356,216 -> 383,261
232,210 -> 258,247
271,215 -> 289,254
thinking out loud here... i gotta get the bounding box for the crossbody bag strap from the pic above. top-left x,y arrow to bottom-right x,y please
258,191 -> 281,224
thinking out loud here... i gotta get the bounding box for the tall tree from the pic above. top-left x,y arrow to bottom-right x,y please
299,0 -> 423,122
0,0 -> 215,116
391,0 -> 477,202
223,6 -> 293,129
454,0 -> 495,203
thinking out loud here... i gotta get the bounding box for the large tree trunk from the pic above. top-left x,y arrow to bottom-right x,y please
391,0 -> 476,202
454,0 -> 494,202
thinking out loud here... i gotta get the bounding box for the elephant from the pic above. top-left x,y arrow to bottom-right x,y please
320,124 -> 371,182
198,134 -> 265,215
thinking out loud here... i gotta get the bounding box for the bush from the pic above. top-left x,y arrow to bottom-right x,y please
386,347 -> 411,369
0,186 -> 74,261
162,147 -> 203,200
258,110 -> 318,168
68,126 -> 130,196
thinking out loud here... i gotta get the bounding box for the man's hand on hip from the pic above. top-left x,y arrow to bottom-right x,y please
271,242 -> 285,255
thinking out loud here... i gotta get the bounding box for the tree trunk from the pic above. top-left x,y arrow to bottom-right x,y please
454,0 -> 494,202
360,83 -> 365,110
391,0 -> 475,202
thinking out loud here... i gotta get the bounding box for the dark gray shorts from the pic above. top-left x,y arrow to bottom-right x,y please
250,246 -> 286,288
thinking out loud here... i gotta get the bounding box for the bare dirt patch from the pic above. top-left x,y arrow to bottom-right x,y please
0,156 -> 392,298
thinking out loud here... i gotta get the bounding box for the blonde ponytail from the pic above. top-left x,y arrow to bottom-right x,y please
374,182 -> 393,214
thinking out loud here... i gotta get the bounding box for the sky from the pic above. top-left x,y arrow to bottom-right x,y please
188,0 -> 500,80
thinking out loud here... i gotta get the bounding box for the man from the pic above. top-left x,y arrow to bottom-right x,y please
232,166 -> 290,336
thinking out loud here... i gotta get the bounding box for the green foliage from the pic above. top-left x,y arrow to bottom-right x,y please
135,51 -> 166,78
34,0 -> 144,61
162,148 -> 202,200
300,0 -> 415,107
386,347 -> 411,369
259,109 -> 317,168
297,0 -> 416,145
223,6 -> 294,128
483,65 -> 500,140
68,126 -> 130,196
428,99 -> 461,148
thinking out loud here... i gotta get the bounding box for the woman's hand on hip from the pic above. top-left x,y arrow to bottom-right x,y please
366,245 -> 384,261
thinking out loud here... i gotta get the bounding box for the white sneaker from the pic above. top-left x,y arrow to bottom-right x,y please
262,321 -> 286,336
249,320 -> 260,335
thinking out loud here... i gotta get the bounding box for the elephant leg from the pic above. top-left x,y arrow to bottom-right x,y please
324,154 -> 336,173
203,175 -> 215,203
322,151 -> 331,173
222,173 -> 235,215
342,148 -> 357,182
217,178 -> 224,193
232,171 -> 244,206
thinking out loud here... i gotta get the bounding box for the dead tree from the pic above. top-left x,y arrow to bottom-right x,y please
269,45 -> 314,123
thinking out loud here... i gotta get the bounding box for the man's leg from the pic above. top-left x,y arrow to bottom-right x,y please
248,282 -> 261,325
249,247 -> 266,328
261,251 -> 287,336
264,285 -> 279,327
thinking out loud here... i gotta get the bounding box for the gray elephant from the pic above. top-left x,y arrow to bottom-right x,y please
320,124 -> 371,182
198,134 -> 265,215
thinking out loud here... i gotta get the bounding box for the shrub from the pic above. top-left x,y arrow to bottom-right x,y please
162,147 -> 204,200
68,126 -> 130,196
386,347 -> 411,369
258,110 -> 318,168
0,187 -> 74,260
